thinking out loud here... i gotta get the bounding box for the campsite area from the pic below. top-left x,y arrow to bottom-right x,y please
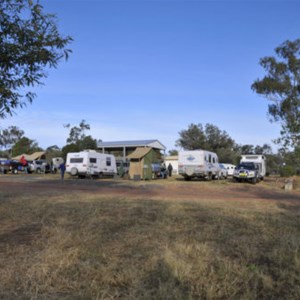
0,174 -> 299,299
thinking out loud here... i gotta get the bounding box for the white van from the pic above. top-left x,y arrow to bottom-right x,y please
240,154 -> 266,179
66,150 -> 117,178
178,150 -> 221,180
221,163 -> 236,176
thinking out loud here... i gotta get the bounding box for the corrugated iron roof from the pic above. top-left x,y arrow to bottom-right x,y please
98,139 -> 166,150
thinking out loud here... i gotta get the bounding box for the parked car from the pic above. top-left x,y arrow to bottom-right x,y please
221,163 -> 236,176
0,159 -> 24,174
233,162 -> 260,184
0,159 -> 10,174
240,154 -> 266,180
219,164 -> 228,179
151,163 -> 168,179
28,160 -> 51,174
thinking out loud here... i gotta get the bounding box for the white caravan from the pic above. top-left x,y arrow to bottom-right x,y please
178,150 -> 221,180
66,150 -> 117,178
240,154 -> 266,179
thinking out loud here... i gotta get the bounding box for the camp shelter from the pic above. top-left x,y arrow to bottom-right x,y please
12,151 -> 46,161
127,147 -> 160,180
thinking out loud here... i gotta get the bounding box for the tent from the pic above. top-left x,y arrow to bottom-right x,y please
127,147 -> 160,180
12,151 -> 46,161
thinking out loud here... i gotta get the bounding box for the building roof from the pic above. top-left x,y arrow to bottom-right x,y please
98,139 -> 166,150
127,147 -> 152,159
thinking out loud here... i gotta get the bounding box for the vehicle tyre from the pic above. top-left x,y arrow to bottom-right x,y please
70,167 -> 78,176
184,175 -> 191,181
251,177 -> 257,184
36,168 -> 41,174
185,167 -> 194,177
207,173 -> 212,181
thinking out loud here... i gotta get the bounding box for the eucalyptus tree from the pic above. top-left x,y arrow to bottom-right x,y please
252,39 -> 300,147
0,0 -> 72,118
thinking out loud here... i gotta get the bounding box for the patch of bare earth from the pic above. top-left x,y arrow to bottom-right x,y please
0,175 -> 299,299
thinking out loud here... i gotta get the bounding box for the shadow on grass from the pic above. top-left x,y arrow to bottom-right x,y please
0,192 -> 299,299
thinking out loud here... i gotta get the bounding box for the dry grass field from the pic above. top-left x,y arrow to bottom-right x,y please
0,174 -> 299,299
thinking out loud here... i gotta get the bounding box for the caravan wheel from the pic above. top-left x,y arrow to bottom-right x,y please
70,167 -> 78,176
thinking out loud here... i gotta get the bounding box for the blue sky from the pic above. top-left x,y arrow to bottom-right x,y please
2,0 -> 300,152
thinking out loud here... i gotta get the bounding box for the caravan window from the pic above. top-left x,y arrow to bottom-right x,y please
70,158 -> 83,163
208,154 -> 212,163
212,157 -> 216,163
89,158 -> 97,163
106,157 -> 111,166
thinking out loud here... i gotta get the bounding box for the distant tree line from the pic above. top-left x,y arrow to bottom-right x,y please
1,120 -> 298,176
0,120 -> 97,162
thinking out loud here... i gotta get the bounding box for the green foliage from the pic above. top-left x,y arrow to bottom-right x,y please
61,143 -> 79,161
176,123 -> 237,163
277,146 -> 300,176
0,126 -> 24,150
78,135 -> 97,150
46,145 -> 62,162
64,120 -> 97,150
280,165 -> 296,177
61,120 -> 98,159
252,39 -> 300,148
65,120 -> 90,144
0,0 -> 72,118
176,123 -> 206,150
237,144 -> 273,156
11,136 -> 42,156
168,149 -> 178,156
264,153 -> 282,175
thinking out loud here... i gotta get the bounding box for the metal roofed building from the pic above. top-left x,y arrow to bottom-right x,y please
97,139 -> 166,162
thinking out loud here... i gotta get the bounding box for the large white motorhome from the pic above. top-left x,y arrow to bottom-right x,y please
66,150 -> 117,178
240,154 -> 266,179
178,150 -> 221,181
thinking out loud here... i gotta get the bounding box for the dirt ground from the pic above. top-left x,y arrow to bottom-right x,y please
0,174 -> 300,300
1,173 -> 299,205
